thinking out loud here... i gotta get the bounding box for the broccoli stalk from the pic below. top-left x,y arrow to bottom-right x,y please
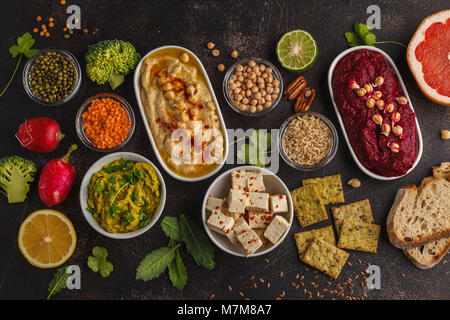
0,156 -> 36,203
85,39 -> 140,90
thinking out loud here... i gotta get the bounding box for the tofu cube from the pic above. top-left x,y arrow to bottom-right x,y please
270,194 -> 288,213
221,203 -> 242,221
207,208 -> 235,235
231,170 -> 247,190
227,189 -> 249,215
246,192 -> 269,212
247,171 -> 265,192
248,212 -> 273,229
226,217 -> 249,243
253,228 -> 270,249
236,227 -> 263,257
206,196 -> 224,212
264,215 -> 290,245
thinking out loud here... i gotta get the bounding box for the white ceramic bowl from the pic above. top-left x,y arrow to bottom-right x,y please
79,152 -> 166,239
327,46 -> 423,180
133,45 -> 229,182
202,166 -> 294,257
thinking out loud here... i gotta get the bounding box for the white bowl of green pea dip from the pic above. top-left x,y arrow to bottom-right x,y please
79,152 -> 166,239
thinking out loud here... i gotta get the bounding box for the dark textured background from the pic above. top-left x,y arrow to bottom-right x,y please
0,0 -> 448,300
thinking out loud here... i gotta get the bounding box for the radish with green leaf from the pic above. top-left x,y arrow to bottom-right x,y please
38,144 -> 77,206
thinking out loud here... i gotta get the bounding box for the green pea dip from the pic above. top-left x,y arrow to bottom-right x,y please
87,158 -> 161,233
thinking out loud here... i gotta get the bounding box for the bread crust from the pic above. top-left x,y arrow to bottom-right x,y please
403,237 -> 450,269
387,179 -> 450,249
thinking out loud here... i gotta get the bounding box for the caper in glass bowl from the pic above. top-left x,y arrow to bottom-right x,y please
23,48 -> 81,106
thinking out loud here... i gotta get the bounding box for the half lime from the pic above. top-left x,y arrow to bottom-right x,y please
276,30 -> 318,72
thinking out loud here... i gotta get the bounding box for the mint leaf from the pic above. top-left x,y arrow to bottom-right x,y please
136,245 -> 179,281
161,216 -> 182,241
168,240 -> 187,291
179,214 -> 215,270
47,266 -> 70,300
87,246 -> 113,278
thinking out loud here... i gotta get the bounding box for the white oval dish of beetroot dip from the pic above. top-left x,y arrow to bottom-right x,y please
328,46 -> 423,180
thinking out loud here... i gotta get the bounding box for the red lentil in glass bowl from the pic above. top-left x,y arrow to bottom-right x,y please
75,93 -> 135,152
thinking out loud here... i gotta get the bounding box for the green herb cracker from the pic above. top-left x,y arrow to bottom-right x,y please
301,237 -> 349,279
331,199 -> 374,232
302,174 -> 344,205
294,225 -> 335,258
291,184 -> 327,228
337,220 -> 380,253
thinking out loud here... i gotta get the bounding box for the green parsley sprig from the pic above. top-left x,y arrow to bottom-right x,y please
87,246 -> 114,278
345,22 -> 406,48
1,33 -> 39,97
232,129 -> 272,168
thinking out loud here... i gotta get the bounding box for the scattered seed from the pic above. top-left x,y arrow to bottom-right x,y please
244,297 -> 250,300
280,271 -> 284,278
264,258 -> 270,263
401,273 -> 406,279
250,275 -> 255,280
357,259 -> 363,264
210,294 -> 215,299
275,297 -> 281,300
295,274 -> 299,279
326,281 -> 332,286
238,291 -> 244,297
314,275 -> 319,279
300,275 -> 304,281
259,278 -> 265,283
291,282 -> 296,288
300,282 -> 305,287
252,283 -> 257,289
227,285 -> 232,292
310,282 -> 316,286
267,282 -> 271,288
347,261 -> 352,266
280,290 -> 285,298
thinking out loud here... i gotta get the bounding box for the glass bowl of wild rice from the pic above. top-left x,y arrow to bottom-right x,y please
278,112 -> 338,171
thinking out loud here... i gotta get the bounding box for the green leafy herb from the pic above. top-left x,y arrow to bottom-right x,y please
236,129 -> 272,168
1,33 -> 39,97
168,239 -> 187,291
109,204 -> 121,218
47,265 -> 70,300
179,214 -> 215,270
93,182 -> 104,192
86,206 -> 95,214
135,244 -> 180,281
345,22 -> 406,47
103,158 -> 134,174
161,216 -> 182,242
87,246 -> 114,278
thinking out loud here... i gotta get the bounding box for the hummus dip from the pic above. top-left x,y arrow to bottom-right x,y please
332,49 -> 417,177
87,158 -> 161,233
139,48 -> 225,178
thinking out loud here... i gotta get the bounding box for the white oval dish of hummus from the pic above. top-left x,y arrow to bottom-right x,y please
133,46 -> 229,182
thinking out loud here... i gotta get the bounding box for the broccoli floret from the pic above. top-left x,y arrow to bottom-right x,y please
85,39 -> 141,90
0,156 -> 36,203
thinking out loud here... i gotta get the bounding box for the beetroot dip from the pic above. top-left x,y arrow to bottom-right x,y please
331,49 -> 417,177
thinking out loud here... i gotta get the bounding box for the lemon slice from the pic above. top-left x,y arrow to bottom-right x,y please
276,30 -> 318,72
18,209 -> 76,268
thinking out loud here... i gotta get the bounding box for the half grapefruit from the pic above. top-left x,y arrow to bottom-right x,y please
407,10 -> 450,106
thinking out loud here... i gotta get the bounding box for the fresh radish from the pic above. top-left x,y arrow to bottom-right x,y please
38,144 -> 77,207
15,117 -> 64,153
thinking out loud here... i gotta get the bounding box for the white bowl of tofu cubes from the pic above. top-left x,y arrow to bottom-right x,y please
202,166 -> 293,257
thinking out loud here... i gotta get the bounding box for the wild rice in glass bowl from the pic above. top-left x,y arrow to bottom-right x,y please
278,112 -> 338,171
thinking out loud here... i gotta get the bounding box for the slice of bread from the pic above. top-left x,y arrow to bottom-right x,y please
387,178 -> 450,249
403,236 -> 450,269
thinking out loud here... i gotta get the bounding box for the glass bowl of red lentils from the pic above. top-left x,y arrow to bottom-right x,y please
223,57 -> 283,116
75,93 -> 135,152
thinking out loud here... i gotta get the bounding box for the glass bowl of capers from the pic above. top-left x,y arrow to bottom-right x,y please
23,48 -> 81,106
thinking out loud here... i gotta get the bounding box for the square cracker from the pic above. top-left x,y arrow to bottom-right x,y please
291,184 -> 328,228
302,174 -> 344,205
301,237 -> 349,279
294,225 -> 335,258
331,199 -> 374,232
337,220 -> 380,253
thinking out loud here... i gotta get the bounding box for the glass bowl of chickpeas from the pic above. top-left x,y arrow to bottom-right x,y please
75,93 -> 135,152
23,48 -> 82,106
223,57 -> 283,116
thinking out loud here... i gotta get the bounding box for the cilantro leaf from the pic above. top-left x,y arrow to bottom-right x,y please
135,245 -> 180,281
179,214 -> 215,270
345,32 -> 364,47
87,246 -> 114,278
161,216 -> 182,242
47,265 -> 70,300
